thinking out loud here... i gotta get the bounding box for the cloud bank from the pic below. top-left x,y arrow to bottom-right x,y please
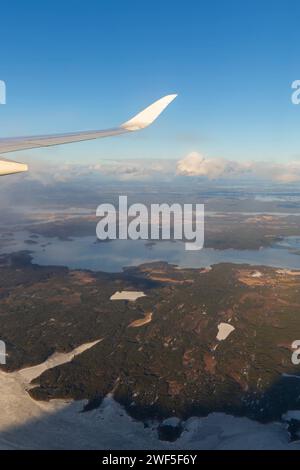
176,152 -> 300,183
21,159 -> 175,186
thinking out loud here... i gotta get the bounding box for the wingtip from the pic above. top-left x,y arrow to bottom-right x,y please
121,93 -> 177,131
166,93 -> 178,100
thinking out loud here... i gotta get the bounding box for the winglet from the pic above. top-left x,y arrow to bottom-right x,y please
121,94 -> 177,131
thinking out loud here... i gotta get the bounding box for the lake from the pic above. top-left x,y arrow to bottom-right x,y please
1,231 -> 300,272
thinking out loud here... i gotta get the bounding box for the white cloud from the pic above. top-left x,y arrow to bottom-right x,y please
176,152 -> 251,179
176,152 -> 300,183
19,159 -> 175,186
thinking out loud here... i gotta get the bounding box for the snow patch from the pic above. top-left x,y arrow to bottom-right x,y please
110,291 -> 146,301
17,339 -> 102,385
216,323 -> 235,341
252,271 -> 262,278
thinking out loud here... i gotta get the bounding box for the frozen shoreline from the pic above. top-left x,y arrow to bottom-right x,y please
0,341 -> 299,450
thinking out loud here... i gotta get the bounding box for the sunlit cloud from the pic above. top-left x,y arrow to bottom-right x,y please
176,151 -> 300,183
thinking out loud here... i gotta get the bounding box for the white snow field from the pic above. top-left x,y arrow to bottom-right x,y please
216,323 -> 235,341
110,291 -> 146,301
0,340 -> 299,450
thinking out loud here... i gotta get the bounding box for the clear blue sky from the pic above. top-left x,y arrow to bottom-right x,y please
0,0 -> 300,165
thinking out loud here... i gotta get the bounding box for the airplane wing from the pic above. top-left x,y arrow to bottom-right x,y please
0,94 -> 177,176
